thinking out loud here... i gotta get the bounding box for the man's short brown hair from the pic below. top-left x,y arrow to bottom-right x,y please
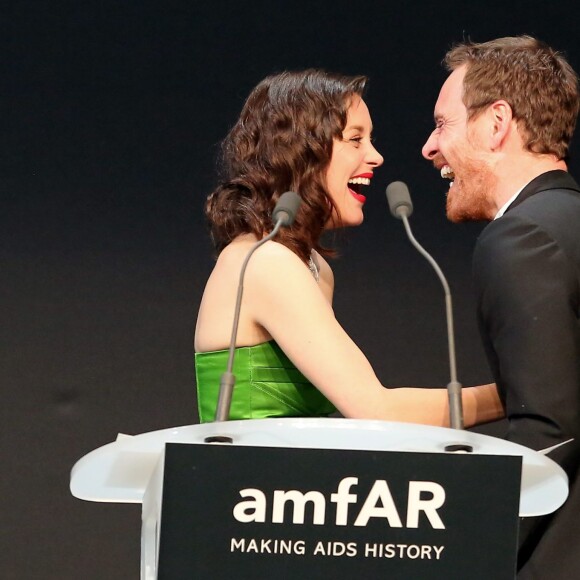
445,35 -> 579,160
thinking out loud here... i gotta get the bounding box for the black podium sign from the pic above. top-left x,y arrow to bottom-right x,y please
157,442 -> 521,579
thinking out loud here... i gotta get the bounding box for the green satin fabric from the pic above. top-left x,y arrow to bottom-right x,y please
195,340 -> 336,423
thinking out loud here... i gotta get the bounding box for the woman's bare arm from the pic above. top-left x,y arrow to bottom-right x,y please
241,242 -> 503,427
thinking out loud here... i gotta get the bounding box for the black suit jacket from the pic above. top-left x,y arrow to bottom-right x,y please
473,170 -> 580,579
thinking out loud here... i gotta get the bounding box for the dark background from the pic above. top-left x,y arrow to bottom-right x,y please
2,1 -> 579,577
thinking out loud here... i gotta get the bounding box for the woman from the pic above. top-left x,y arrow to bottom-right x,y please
195,69 -> 502,426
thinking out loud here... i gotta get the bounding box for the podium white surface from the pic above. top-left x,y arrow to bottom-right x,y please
70,418 -> 569,579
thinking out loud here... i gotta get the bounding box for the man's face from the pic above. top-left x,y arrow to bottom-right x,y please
422,65 -> 497,222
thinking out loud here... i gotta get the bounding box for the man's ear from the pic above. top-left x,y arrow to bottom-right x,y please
488,100 -> 513,150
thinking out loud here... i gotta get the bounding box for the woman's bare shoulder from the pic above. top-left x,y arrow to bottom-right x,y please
216,235 -> 299,265
242,239 -> 307,270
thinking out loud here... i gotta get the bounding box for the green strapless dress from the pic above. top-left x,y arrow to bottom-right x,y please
195,340 -> 336,423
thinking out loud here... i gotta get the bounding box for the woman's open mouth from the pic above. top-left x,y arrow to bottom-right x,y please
348,174 -> 372,203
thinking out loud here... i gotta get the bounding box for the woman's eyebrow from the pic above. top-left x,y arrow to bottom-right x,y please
343,124 -> 371,133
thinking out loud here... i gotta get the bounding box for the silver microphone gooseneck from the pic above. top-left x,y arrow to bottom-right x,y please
213,220 -> 284,423
204,191 -> 302,444
386,181 -> 464,431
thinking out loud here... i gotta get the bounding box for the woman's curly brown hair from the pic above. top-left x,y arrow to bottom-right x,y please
205,69 -> 367,262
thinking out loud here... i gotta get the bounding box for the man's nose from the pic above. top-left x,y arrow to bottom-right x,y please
422,131 -> 438,160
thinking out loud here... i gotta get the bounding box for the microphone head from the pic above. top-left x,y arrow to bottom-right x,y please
386,181 -> 413,219
272,191 -> 301,226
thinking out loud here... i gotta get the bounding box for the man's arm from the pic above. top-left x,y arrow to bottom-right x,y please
473,213 -> 580,450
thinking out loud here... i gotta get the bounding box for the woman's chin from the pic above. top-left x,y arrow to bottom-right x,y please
341,211 -> 365,228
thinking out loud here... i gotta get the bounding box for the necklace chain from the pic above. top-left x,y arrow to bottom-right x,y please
308,255 -> 319,282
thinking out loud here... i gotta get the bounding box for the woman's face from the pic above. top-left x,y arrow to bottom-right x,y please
325,97 -> 383,227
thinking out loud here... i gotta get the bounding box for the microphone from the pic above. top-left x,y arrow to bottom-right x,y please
272,191 -> 301,226
386,181 -> 465,433
386,180 -> 413,219
209,191 -> 301,435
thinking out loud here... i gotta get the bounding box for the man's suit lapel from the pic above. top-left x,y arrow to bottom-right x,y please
507,170 -> 580,213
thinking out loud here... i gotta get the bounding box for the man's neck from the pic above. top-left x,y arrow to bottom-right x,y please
490,155 -> 567,215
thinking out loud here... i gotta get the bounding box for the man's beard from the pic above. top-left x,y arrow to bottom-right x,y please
446,156 -> 497,223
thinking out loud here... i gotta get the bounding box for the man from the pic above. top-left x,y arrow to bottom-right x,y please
422,36 -> 580,579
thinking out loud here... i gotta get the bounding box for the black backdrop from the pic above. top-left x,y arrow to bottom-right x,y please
2,1 -> 580,577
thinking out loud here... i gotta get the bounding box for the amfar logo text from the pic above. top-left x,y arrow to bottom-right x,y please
232,476 -> 445,529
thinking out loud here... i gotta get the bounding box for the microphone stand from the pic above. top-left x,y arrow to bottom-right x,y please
203,191 -> 301,444
213,220 -> 284,424
204,221 -> 284,444
399,214 -> 464,431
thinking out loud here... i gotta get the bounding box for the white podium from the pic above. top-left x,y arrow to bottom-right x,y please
70,418 -> 568,579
